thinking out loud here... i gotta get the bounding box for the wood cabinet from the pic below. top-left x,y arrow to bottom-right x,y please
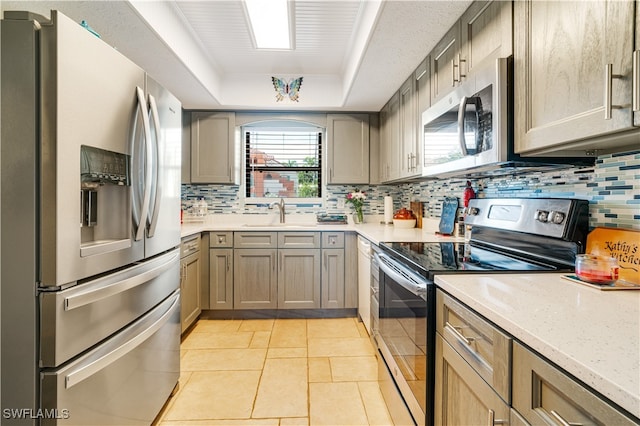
399,76 -> 419,178
278,249 -> 321,309
181,110 -> 191,184
435,334 -> 511,426
233,248 -> 278,309
514,0 -> 639,155
326,114 -> 370,184
379,92 -> 400,182
209,248 -> 233,310
180,235 -> 202,333
190,111 -> 237,183
512,341 -> 637,426
430,21 -> 463,105
321,248 -> 345,309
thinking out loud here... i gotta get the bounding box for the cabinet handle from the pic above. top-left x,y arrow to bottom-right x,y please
457,53 -> 466,81
488,409 -> 507,426
280,252 -> 283,272
604,63 -> 623,120
407,153 -> 411,171
272,253 -> 275,272
451,59 -> 457,87
452,54 -> 467,86
226,255 -> 230,272
445,321 -> 480,345
633,50 -> 639,112
550,410 -> 582,426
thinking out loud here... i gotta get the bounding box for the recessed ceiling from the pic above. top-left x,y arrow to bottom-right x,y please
1,0 -> 473,111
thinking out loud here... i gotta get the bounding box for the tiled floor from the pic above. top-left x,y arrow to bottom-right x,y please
154,317 -> 396,426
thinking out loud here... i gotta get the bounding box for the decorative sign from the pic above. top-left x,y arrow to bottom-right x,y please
271,76 -> 303,102
586,227 -> 640,285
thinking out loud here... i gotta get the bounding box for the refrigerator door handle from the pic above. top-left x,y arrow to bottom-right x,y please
64,250 -> 179,311
64,292 -> 180,389
134,86 -> 153,241
147,94 -> 162,238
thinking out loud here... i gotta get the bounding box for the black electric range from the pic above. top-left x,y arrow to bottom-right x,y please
373,198 -> 589,426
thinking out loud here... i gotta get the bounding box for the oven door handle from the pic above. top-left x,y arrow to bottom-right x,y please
377,253 -> 427,297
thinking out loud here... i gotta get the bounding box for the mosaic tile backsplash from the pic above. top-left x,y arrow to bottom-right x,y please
183,149 -> 639,230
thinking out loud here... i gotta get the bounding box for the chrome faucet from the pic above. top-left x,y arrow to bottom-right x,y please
269,198 -> 286,223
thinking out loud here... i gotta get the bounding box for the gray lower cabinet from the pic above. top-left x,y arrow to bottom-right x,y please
278,249 -> 321,309
233,248 -> 278,309
209,249 -> 233,309
512,341 -> 638,426
321,249 -> 345,309
435,334 -> 511,426
180,235 -> 202,333
435,289 -> 511,425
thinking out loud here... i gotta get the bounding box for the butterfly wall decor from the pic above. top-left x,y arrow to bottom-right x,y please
271,76 -> 303,102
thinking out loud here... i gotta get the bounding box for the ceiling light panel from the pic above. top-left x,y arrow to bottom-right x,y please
245,0 -> 292,49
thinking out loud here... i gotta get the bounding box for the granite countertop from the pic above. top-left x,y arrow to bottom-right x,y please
180,215 -> 464,245
435,272 -> 640,420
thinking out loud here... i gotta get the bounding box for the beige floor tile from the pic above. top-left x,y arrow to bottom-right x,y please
181,331 -> 253,349
191,319 -> 242,333
356,320 -> 370,338
307,357 -> 332,383
253,358 -> 308,418
161,420 -> 279,426
164,370 -> 261,420
239,319 -> 275,331
309,382 -> 369,426
267,347 -> 307,358
357,382 -> 394,426
330,356 -> 378,382
308,337 -> 375,357
306,318 -> 361,338
250,331 -> 272,348
269,319 -> 307,348
181,348 -> 266,371
279,417 -> 309,426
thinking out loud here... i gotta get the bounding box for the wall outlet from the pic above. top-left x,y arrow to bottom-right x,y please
337,198 -> 345,209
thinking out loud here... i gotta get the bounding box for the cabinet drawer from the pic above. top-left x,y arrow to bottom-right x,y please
278,232 -> 320,249
181,234 -> 201,258
436,290 -> 511,402
321,232 -> 344,248
209,231 -> 233,248
512,341 -> 637,426
234,232 -> 277,248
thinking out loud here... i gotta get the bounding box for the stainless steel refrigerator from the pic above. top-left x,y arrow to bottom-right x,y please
1,10 -> 182,425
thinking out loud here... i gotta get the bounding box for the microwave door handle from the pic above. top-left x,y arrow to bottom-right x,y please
134,87 -> 153,242
458,95 -> 469,156
147,94 -> 162,238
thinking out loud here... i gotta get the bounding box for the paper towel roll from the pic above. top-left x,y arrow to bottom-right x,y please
384,196 -> 394,223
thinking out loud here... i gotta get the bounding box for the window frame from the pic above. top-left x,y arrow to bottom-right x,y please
241,122 -> 324,207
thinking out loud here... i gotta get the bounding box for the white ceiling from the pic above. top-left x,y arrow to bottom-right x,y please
1,0 -> 473,111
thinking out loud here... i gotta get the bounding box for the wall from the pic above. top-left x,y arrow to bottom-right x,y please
182,149 -> 639,230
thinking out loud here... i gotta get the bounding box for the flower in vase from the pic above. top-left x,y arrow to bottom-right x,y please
345,190 -> 366,223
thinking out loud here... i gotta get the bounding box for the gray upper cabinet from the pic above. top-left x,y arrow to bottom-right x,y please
430,21 -> 463,105
380,92 -> 401,182
414,57 -> 430,177
399,76 -> 419,179
190,111 -> 237,183
326,114 -> 370,184
636,4 -> 640,128
181,110 -> 191,184
514,0 -> 639,155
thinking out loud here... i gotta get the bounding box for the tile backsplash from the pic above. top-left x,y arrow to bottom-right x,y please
183,149 -> 639,230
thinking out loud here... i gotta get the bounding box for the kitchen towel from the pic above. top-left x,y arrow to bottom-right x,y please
384,196 -> 394,224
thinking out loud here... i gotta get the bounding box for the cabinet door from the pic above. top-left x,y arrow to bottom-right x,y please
460,0 -> 512,75
181,110 -> 191,184
512,341 -> 637,426
414,58 -> 430,176
635,4 -> 640,127
233,249 -> 277,309
431,21 -> 462,105
278,249 -> 321,309
191,111 -> 236,183
180,252 -> 201,333
321,249 -> 345,309
514,0 -> 636,154
381,92 -> 401,182
435,334 -> 510,426
399,76 -> 417,178
209,249 -> 233,310
326,114 -> 370,184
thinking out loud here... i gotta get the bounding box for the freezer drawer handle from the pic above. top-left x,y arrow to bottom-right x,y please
64,251 -> 179,310
65,293 -> 179,389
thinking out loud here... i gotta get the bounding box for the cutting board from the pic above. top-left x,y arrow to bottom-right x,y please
438,197 -> 458,235
585,227 -> 640,285
410,201 -> 423,229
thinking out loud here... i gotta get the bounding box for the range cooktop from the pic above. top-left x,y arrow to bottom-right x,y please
379,241 -> 571,281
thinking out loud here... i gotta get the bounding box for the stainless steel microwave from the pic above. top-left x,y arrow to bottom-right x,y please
421,57 -> 593,178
